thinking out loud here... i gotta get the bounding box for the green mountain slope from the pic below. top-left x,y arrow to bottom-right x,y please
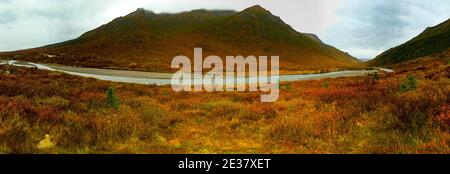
370,18 -> 450,66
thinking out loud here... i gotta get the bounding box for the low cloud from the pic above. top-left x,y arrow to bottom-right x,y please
322,0 -> 450,58
0,0 -> 117,51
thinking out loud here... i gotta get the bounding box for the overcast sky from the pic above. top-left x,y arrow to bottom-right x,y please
0,0 -> 449,58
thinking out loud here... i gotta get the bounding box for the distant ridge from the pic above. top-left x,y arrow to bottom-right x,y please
370,18 -> 450,66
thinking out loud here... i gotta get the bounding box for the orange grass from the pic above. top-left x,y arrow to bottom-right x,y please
0,57 -> 449,154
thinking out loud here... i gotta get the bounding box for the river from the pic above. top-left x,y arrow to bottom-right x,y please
0,60 -> 393,85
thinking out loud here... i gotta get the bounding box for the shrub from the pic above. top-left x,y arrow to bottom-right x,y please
35,106 -> 59,122
267,121 -> 306,145
203,100 -> 242,120
106,87 -> 120,109
0,96 -> 36,121
369,72 -> 379,80
387,86 -> 447,133
0,121 -> 35,153
399,75 -> 417,93
239,109 -> 262,122
34,96 -> 70,110
321,81 -> 329,89
79,91 -> 103,110
437,105 -> 450,132
140,105 -> 167,125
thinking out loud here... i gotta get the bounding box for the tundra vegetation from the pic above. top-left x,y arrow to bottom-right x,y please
0,56 -> 449,154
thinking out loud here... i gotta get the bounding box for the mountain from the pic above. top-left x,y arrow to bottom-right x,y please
358,58 -> 371,62
370,18 -> 450,66
302,33 -> 322,43
0,5 -> 359,72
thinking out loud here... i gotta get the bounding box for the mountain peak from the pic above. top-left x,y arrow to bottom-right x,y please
248,5 -> 265,10
130,8 -> 155,16
243,5 -> 270,14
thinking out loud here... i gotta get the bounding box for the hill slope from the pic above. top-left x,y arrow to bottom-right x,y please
370,18 -> 450,66
0,5 -> 359,72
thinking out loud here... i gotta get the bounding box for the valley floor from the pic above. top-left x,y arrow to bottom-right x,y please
0,57 -> 449,154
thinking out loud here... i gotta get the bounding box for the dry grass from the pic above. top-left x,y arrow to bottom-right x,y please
0,57 -> 449,154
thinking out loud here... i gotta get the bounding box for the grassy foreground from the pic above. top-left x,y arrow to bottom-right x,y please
0,57 -> 449,154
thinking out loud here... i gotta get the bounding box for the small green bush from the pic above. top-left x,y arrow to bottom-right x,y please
399,75 -> 418,93
321,81 -> 329,89
106,87 -> 120,109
